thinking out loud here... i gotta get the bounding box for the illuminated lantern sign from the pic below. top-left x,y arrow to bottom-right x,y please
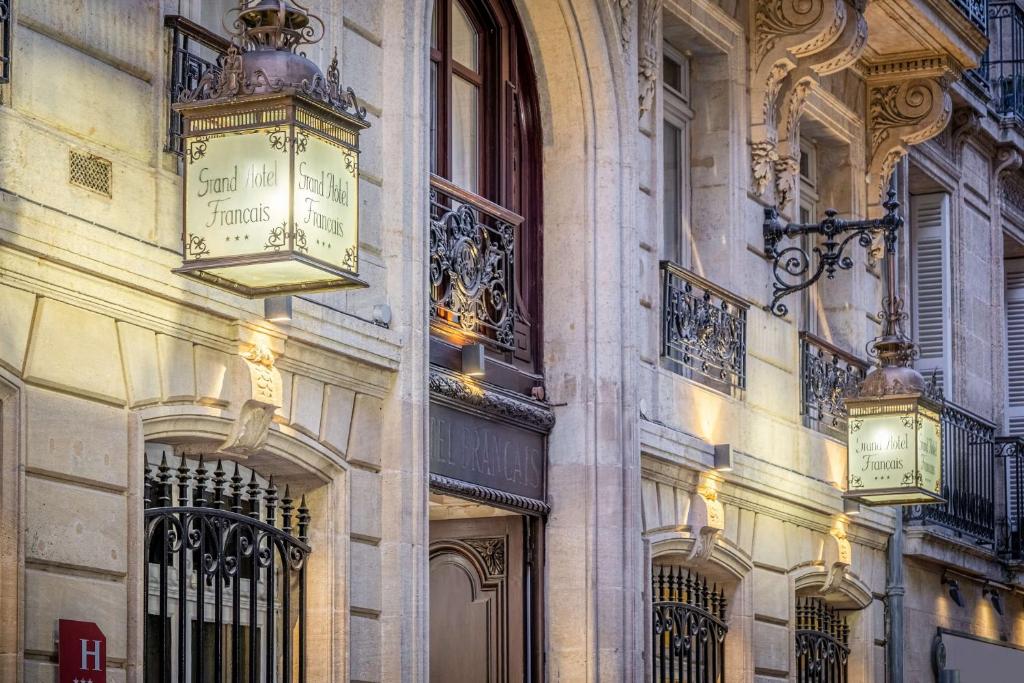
173,1 -> 370,297
844,389 -> 943,506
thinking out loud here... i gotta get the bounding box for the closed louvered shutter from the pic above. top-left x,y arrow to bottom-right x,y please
911,193 -> 951,393
1006,259 -> 1024,530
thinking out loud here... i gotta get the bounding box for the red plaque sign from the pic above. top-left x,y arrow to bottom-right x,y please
58,619 -> 106,683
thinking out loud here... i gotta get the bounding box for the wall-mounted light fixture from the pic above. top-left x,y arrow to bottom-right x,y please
264,295 -> 293,322
983,585 -> 1004,615
942,574 -> 964,607
461,343 -> 486,377
713,444 -> 733,472
843,499 -> 861,516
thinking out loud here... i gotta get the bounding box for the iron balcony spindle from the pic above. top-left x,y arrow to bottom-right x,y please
652,565 -> 728,683
144,454 -> 311,682
163,15 -> 231,157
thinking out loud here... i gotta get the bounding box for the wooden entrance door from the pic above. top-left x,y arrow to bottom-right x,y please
429,516 -> 525,682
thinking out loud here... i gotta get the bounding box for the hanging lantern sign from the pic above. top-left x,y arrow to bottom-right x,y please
173,1 -> 370,297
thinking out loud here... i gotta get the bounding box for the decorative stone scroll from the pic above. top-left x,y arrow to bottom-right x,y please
865,57 -> 957,203
637,0 -> 663,119
750,0 -> 866,205
820,516 -> 852,595
219,343 -> 284,456
686,473 -> 726,563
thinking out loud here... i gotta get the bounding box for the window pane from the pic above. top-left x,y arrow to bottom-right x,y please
431,4 -> 438,50
452,1 -> 479,70
663,54 -> 682,93
451,75 -> 480,193
663,120 -> 682,262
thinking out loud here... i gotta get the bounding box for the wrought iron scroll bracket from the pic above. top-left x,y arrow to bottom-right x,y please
763,189 -> 903,317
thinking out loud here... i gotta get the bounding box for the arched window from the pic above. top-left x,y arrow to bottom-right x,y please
429,0 -> 542,384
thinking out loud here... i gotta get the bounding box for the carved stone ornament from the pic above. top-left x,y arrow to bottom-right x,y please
637,0 -> 662,119
866,60 -> 957,202
429,368 -> 555,433
619,0 -> 634,52
686,475 -> 725,564
820,518 -> 852,595
219,344 -> 284,456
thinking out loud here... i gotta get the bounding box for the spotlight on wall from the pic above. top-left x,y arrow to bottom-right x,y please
713,444 -> 734,472
942,575 -> 964,608
461,343 -> 486,377
264,296 -> 293,322
938,670 -> 961,683
983,585 -> 1004,615
843,499 -> 861,516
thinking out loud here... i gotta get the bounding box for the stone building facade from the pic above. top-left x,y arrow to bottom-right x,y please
0,0 -> 1020,682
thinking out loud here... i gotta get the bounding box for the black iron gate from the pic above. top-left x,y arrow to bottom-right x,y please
651,565 -> 728,682
144,454 -> 311,682
795,598 -> 849,683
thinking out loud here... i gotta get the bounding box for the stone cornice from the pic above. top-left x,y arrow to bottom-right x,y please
429,473 -> 549,516
428,367 -> 555,434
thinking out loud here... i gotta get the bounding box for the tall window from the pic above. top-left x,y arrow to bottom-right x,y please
910,193 -> 952,394
1007,254 -> 1024,436
799,141 -> 821,331
661,45 -> 692,266
428,0 -> 542,378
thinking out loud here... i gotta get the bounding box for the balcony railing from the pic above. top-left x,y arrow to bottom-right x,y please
800,332 -> 867,440
906,400 -> 998,545
164,15 -> 230,157
429,174 -> 522,351
985,3 -> 1024,120
660,262 -> 747,393
0,0 -> 10,84
997,437 -> 1024,560
953,0 -> 989,32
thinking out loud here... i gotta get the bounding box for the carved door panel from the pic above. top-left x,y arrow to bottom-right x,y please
429,516 -> 524,683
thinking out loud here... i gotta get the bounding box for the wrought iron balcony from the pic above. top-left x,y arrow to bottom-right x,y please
429,174 -> 522,351
660,262 -> 747,393
800,332 -> 867,441
164,15 -> 230,157
985,3 -> 1024,120
905,400 -> 997,545
0,0 -> 10,84
952,0 -> 989,32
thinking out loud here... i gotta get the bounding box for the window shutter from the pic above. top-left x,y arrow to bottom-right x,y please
911,193 -> 951,393
1005,259 -> 1024,530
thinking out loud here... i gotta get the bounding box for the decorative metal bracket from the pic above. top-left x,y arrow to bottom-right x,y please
762,189 -> 903,317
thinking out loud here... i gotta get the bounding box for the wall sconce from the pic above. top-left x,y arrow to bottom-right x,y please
713,444 -> 733,472
843,499 -> 861,516
938,671 -> 961,683
942,574 -> 964,607
264,296 -> 293,322
461,343 -> 486,377
983,585 -> 1004,615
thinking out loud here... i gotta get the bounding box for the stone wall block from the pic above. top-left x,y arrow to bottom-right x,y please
350,540 -> 382,613
156,334 -> 196,402
290,374 -> 326,437
784,522 -> 814,569
320,384 -> 356,456
752,567 -> 789,621
347,394 -> 383,469
24,298 -> 126,405
194,345 -> 233,406
25,477 -> 126,574
0,284 -> 36,373
753,620 -> 790,675
342,27 -> 382,110
350,468 -> 382,540
641,477 -> 659,530
116,322 -> 160,406
25,567 -> 126,659
350,614 -> 381,683
26,387 -> 127,489
751,514 -> 788,570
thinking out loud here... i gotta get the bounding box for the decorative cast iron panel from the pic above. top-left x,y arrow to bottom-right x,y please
800,333 -> 867,440
429,175 -> 522,350
795,598 -> 849,683
952,0 -> 989,32
144,454 -> 310,682
651,566 -> 728,683
661,261 -> 748,392
165,15 -> 231,157
905,400 -> 997,543
986,3 -> 1024,121
0,0 -> 10,84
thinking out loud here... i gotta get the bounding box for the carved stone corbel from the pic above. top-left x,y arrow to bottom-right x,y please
219,343 -> 284,457
866,59 -> 957,203
820,517 -> 852,595
995,143 -> 1023,180
950,107 -> 981,163
750,0 -> 859,201
686,474 -> 725,563
637,0 -> 662,119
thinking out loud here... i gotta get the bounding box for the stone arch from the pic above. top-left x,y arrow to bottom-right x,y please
790,563 -> 873,610
648,529 -> 753,583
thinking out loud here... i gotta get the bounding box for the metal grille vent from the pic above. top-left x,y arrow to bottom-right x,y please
69,150 -> 112,197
